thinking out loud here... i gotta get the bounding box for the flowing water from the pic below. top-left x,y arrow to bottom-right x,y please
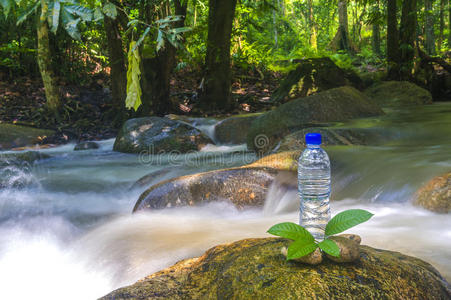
1,104 -> 451,299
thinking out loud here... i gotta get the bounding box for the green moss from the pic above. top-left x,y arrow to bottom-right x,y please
0,124 -> 54,150
247,86 -> 384,154
101,238 -> 451,299
365,81 -> 433,107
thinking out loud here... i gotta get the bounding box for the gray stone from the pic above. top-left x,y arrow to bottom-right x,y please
113,117 -> 213,154
74,141 -> 100,151
247,87 -> 384,154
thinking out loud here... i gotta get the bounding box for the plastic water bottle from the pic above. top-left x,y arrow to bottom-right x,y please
298,133 -> 331,241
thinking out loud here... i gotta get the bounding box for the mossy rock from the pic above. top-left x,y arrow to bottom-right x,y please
0,151 -> 50,166
247,86 -> 384,154
365,81 -> 433,107
270,57 -> 365,103
214,113 -> 261,144
133,167 -> 279,212
113,117 -> 213,154
0,124 -> 54,150
248,151 -> 300,172
358,70 -> 387,88
274,127 -> 384,153
414,172 -> 451,213
101,238 -> 451,300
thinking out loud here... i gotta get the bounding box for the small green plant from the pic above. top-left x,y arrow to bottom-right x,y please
267,209 -> 373,260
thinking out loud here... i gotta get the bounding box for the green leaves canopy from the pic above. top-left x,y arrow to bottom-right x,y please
1,0 -> 93,40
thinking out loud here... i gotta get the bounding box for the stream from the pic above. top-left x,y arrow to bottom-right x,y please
1,103 -> 451,299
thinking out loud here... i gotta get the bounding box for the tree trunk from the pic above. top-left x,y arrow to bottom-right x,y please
104,15 -> 127,111
272,7 -> 278,48
387,0 -> 399,79
371,0 -> 381,56
438,0 -> 445,50
330,0 -> 354,53
37,0 -> 60,113
425,0 -> 436,55
141,0 -> 187,116
198,0 -> 237,112
399,0 -> 418,80
307,0 -> 317,51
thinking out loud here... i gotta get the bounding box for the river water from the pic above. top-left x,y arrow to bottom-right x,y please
1,104 -> 451,299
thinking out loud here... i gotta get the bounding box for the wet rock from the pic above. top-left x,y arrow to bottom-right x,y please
0,124 -> 55,150
214,113 -> 260,144
247,87 -> 383,154
359,70 -> 386,88
274,127 -> 384,153
326,236 -> 361,263
414,172 -> 451,213
113,117 -> 213,154
339,234 -> 362,245
249,151 -> 300,172
129,168 -> 179,190
365,81 -> 433,107
101,238 -> 451,300
270,57 -> 364,103
133,167 -> 279,212
0,151 -> 50,166
74,141 -> 100,151
280,234 -> 362,264
281,246 -> 323,265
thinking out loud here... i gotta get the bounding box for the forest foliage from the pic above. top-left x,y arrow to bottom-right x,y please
0,0 -> 450,119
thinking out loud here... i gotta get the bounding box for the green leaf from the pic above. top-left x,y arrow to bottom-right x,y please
61,8 -> 81,40
155,15 -> 183,25
125,42 -> 142,111
318,239 -> 340,257
156,29 -> 164,51
169,26 -> 191,35
267,222 -> 314,243
325,209 -> 374,237
64,5 -> 92,22
127,19 -> 138,27
51,0 -> 61,34
0,0 -> 13,18
286,239 -> 318,260
102,2 -> 116,19
93,7 -> 103,21
132,26 -> 150,52
16,1 -> 39,26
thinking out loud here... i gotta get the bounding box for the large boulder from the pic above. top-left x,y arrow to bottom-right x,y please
274,127 -> 384,153
133,167 -> 279,212
113,117 -> 213,154
0,124 -> 54,150
214,113 -> 261,144
414,172 -> 451,213
270,57 -> 364,103
101,238 -> 451,299
365,81 -> 433,107
247,86 -> 384,153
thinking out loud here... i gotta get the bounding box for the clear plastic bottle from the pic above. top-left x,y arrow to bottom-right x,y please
298,133 -> 331,241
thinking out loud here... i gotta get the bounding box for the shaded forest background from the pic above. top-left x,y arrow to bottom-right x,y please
1,0 -> 450,142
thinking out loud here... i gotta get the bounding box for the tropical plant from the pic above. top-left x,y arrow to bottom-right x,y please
267,209 -> 373,260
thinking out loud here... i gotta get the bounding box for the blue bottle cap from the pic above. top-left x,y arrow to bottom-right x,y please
305,133 -> 322,145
